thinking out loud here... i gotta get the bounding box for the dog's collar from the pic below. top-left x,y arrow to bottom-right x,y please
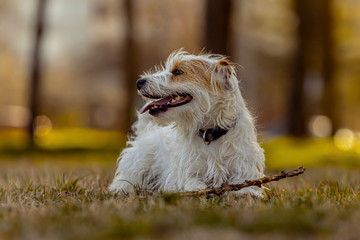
198,123 -> 236,145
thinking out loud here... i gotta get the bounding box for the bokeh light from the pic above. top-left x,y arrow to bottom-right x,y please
309,115 -> 333,138
334,128 -> 355,151
34,115 -> 53,137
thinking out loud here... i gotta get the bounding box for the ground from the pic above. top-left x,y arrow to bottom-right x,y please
0,133 -> 359,240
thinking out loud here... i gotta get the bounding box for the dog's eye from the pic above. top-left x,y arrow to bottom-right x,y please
172,69 -> 184,76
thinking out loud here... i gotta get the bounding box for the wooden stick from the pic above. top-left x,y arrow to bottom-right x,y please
181,166 -> 306,196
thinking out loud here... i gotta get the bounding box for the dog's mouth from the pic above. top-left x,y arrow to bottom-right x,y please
140,94 -> 193,116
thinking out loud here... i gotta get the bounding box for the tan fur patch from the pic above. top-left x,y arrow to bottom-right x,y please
216,59 -> 232,75
170,59 -> 222,92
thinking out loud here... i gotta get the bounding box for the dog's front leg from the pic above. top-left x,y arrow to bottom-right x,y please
183,177 -> 208,191
109,145 -> 150,193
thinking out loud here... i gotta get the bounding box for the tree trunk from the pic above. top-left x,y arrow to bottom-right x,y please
205,0 -> 232,55
287,0 -> 309,136
122,0 -> 137,134
320,0 -> 338,134
28,0 -> 47,147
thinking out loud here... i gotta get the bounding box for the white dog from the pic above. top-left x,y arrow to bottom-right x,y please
109,50 -> 265,197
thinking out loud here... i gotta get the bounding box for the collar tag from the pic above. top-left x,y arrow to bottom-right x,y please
198,123 -> 235,145
202,130 -> 211,145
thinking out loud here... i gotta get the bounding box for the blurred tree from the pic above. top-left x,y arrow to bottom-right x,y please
288,0 -> 309,136
288,0 -> 338,136
320,0 -> 338,135
205,0 -> 233,55
122,0 -> 137,134
28,0 -> 47,146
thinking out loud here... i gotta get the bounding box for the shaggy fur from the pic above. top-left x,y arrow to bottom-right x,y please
109,50 -> 265,197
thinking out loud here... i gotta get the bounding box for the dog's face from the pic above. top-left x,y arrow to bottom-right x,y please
137,50 -> 239,125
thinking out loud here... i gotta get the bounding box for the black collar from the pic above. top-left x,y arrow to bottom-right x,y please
198,123 -> 236,145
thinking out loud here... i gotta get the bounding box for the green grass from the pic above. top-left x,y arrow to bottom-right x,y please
262,137 -> 360,168
0,128 -> 126,151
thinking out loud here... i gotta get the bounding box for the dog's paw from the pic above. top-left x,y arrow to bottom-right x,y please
183,179 -> 208,191
229,186 -> 264,199
108,178 -> 134,193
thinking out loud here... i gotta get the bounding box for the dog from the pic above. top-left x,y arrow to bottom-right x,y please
109,50 -> 265,197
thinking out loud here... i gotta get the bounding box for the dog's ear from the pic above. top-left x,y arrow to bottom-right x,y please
215,59 -> 236,91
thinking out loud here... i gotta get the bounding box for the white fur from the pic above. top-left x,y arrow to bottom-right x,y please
109,50 -> 265,197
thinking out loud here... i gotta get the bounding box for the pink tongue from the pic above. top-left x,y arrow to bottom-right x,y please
140,96 -> 174,114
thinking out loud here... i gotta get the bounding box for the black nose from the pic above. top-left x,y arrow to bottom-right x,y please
136,78 -> 147,90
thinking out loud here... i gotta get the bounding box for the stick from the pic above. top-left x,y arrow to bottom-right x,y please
180,166 -> 306,196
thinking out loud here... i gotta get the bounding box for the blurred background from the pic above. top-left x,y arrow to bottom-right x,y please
0,0 -> 360,165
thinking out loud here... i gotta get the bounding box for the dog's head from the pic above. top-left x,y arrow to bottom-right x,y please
137,50 -> 241,127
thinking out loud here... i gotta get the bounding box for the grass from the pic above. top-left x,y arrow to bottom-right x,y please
0,160 -> 359,240
262,137 -> 360,169
0,130 -> 360,239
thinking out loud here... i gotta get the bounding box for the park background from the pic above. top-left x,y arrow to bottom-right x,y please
1,0 -> 360,151
0,0 -> 360,239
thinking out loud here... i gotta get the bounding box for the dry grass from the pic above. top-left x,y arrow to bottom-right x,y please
0,157 -> 359,240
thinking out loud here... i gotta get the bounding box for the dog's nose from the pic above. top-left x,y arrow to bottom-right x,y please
136,78 -> 147,90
